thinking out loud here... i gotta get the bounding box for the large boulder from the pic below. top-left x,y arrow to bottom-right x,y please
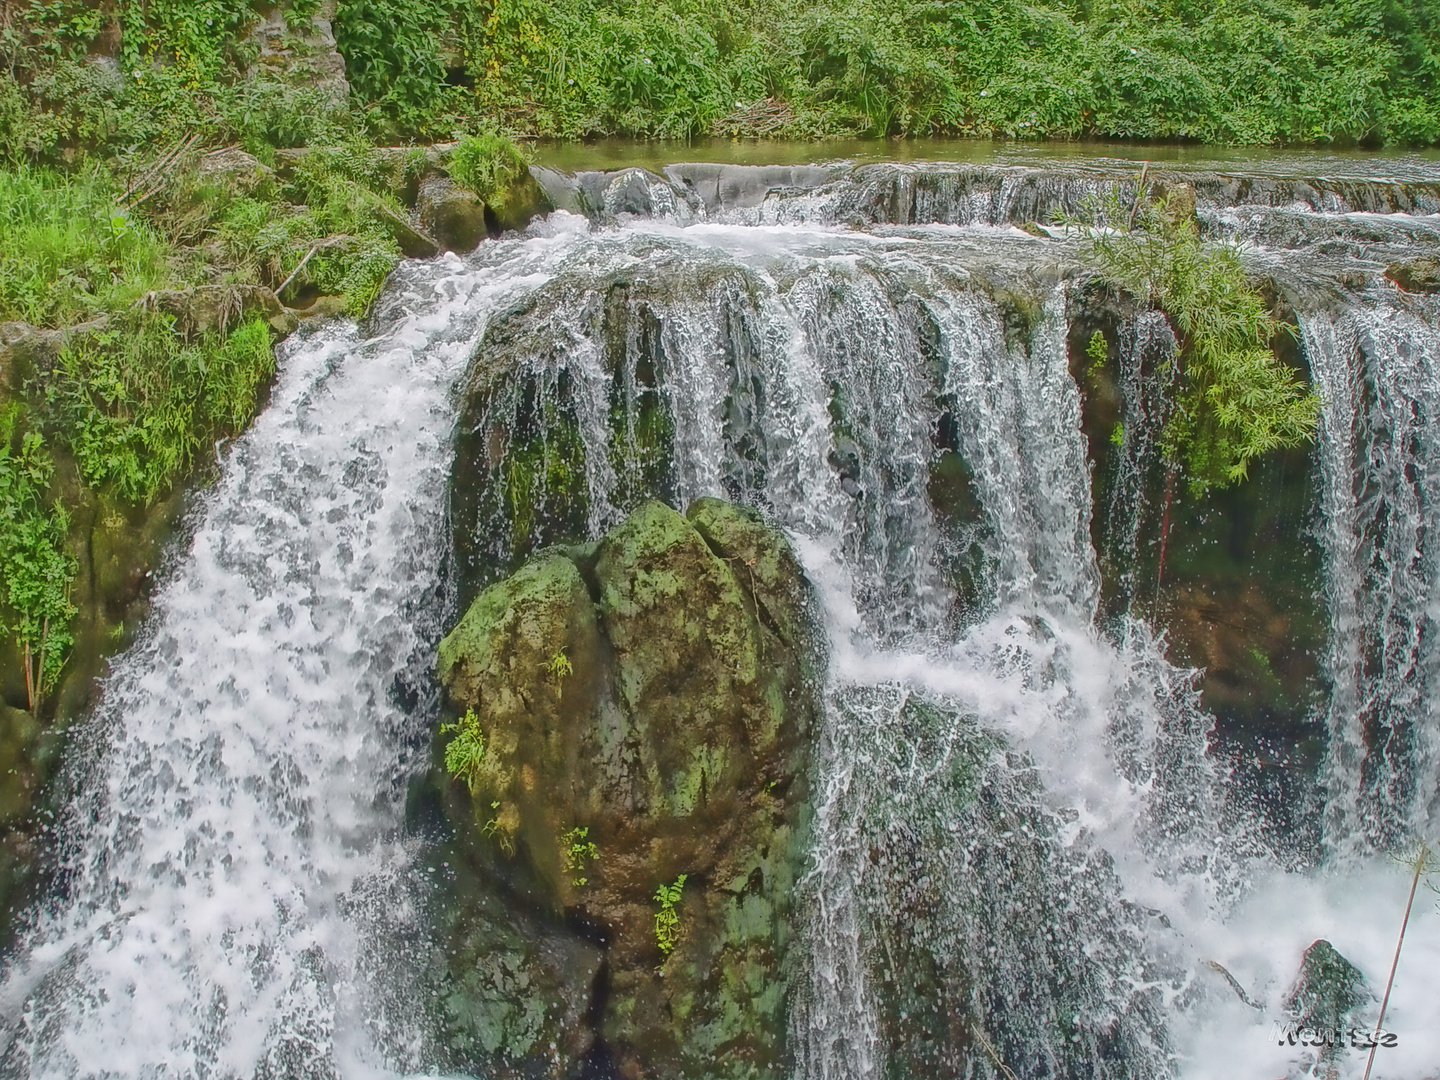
418,176 -> 490,254
435,498 -> 819,1079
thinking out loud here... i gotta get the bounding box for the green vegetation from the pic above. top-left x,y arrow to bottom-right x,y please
0,410 -> 75,713
48,313 -> 276,503
542,648 -> 573,694
379,0 -> 1438,143
1,1 -> 1435,152
653,873 -> 688,955
0,165 -> 170,326
442,706 -> 487,794
1068,184 -> 1320,491
560,825 -> 599,887
448,131 -> 529,211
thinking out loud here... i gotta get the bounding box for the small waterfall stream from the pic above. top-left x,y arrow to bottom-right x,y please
4,153 -> 1440,1079
0,227 -> 592,1077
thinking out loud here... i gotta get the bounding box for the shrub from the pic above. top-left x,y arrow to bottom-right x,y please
0,408 -> 75,713
1066,184 -> 1320,491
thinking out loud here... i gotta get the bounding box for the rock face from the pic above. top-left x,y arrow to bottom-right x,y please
245,0 -> 350,99
1284,939 -> 1368,1067
1386,255 -> 1440,294
418,176 -> 491,254
435,498 -> 819,1079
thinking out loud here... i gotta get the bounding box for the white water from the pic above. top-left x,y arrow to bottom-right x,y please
4,166 -> 1440,1079
0,222 -> 592,1078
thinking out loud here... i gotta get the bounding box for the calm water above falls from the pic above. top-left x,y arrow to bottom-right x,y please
2,151 -> 1439,1080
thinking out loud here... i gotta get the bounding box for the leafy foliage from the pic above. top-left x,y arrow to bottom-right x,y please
442,706 -> 486,794
560,826 -> 599,887
0,409 -> 76,712
653,873 -> 688,955
46,313 -> 277,504
1068,184 -> 1320,491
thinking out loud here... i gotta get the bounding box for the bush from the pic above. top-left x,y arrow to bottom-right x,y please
46,313 -> 277,504
1068,185 -> 1320,491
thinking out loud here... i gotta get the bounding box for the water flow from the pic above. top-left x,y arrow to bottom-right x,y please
1304,295 -> 1440,855
453,218 -> 1235,1078
0,223 -> 590,1078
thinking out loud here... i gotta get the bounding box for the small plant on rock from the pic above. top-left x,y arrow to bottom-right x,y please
560,826 -> 600,887
1061,180 -> 1320,492
543,648 -> 573,696
441,706 -> 485,794
653,873 -> 688,956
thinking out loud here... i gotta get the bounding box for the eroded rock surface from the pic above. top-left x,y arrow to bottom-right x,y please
434,498 -> 819,1079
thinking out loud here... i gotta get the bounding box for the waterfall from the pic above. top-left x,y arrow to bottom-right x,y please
5,151 -> 1440,1079
1304,294 -> 1440,856
0,223 -> 592,1077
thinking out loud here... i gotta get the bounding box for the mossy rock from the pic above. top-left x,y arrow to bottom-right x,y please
436,498 -> 819,1078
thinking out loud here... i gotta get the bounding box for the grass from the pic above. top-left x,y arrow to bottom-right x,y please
0,165 -> 173,327
448,132 -> 529,208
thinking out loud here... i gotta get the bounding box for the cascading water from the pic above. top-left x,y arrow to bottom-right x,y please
5,152 -> 1440,1080
1304,295 -> 1440,854
0,225 -> 593,1077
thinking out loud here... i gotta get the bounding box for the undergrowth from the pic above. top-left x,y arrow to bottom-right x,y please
0,165 -> 172,326
0,407 -> 75,714
45,313 -> 276,504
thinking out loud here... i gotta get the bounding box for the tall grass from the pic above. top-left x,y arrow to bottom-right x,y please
0,166 -> 173,326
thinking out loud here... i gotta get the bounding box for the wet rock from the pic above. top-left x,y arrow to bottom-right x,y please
0,318 -> 108,383
436,498 -> 819,1079
195,147 -> 274,195
1284,939 -> 1368,1065
138,285 -> 297,335
484,167 -> 552,235
661,163 -> 838,213
436,860 -> 605,1078
418,176 -> 490,254
1386,255 -> 1440,294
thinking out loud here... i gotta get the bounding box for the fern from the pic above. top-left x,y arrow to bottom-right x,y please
1066,184 -> 1320,492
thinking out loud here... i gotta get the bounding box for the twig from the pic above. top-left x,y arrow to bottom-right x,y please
275,244 -> 320,300
1127,161 -> 1150,231
1153,460 -> 1178,608
971,1021 -> 1020,1080
1363,844 -> 1429,1080
123,132 -> 202,210
1206,960 -> 1264,1010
